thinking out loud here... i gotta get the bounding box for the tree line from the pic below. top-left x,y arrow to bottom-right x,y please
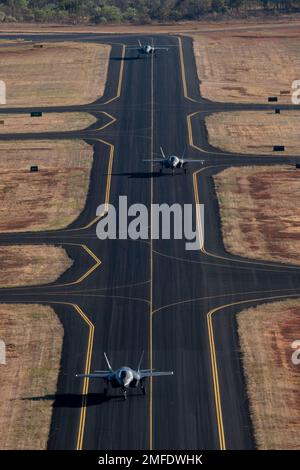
0,0 -> 300,24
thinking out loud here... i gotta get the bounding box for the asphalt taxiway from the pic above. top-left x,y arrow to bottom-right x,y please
0,31 -> 299,450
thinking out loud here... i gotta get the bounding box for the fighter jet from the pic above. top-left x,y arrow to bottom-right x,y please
128,39 -> 169,56
144,147 -> 205,175
76,352 -> 173,400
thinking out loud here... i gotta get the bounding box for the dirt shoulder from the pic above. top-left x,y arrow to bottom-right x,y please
0,42 -> 110,107
0,245 -> 72,287
238,299 -> 300,449
206,110 -> 300,155
214,165 -> 300,265
2,17 -> 300,33
0,112 -> 96,134
0,304 -> 63,449
0,139 -> 93,232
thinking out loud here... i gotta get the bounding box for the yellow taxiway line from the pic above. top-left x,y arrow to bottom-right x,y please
206,292 -> 300,450
102,44 -> 125,105
149,39 -> 155,452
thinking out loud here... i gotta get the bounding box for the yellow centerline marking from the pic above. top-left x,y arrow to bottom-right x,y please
149,39 -> 154,452
188,110 -> 245,158
102,44 -> 125,105
73,303 -> 94,450
192,167 -> 300,447
80,138 -> 114,230
177,36 -> 199,103
65,138 -> 114,232
0,41 -> 123,452
64,43 -> 125,231
187,112 -> 210,154
1,300 -> 95,451
207,292 -> 300,450
76,42 -> 124,450
177,29 -> 300,451
70,244 -> 101,285
1,243 -> 102,290
90,111 -> 117,132
178,32 -> 226,449
151,286 -> 300,316
193,166 -> 300,270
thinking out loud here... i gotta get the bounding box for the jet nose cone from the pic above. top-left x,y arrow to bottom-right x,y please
119,369 -> 133,387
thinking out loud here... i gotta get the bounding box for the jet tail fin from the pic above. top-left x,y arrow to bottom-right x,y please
137,351 -> 144,372
104,352 -> 113,371
160,146 -> 167,159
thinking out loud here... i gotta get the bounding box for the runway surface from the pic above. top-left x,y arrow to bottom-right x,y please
0,29 -> 300,450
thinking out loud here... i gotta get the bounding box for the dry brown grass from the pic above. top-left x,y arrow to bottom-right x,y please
214,165 -> 300,265
0,112 -> 96,133
238,299 -> 300,449
0,139 -> 93,232
0,39 -> 28,43
206,110 -> 300,155
0,304 -> 63,449
0,245 -> 72,287
0,42 -> 110,107
192,29 -> 300,103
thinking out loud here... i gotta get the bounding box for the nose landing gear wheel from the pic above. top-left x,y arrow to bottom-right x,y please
141,386 -> 146,396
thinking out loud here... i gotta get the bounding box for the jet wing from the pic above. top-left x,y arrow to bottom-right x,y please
139,370 -> 174,378
75,372 -> 110,379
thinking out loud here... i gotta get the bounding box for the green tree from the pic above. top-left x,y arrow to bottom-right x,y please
123,6 -> 138,21
212,0 -> 226,12
101,5 -> 122,22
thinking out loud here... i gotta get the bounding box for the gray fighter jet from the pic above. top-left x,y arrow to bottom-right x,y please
144,147 -> 205,174
76,352 -> 173,400
128,39 -> 169,56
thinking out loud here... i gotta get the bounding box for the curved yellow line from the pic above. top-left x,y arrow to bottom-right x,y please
193,165 -> 300,270
64,137 -> 114,232
177,36 -> 199,103
58,243 -> 101,287
0,299 -> 94,451
102,44 -> 125,105
207,292 -> 300,450
89,111 -> 117,132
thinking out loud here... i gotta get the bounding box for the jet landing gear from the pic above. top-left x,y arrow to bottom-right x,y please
122,389 -> 127,401
141,385 -> 146,396
103,380 -> 109,397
